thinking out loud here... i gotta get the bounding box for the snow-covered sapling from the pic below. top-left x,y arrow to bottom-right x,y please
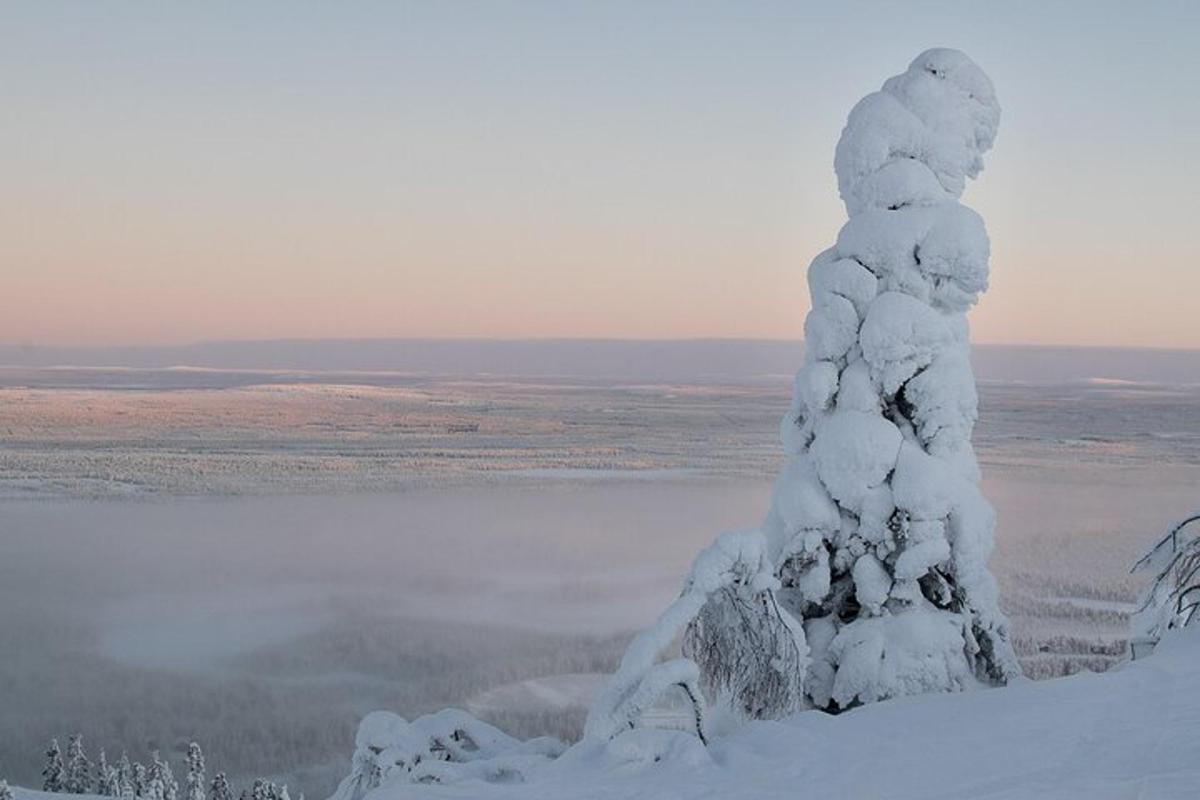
65,735 -> 92,794
96,750 -> 122,797
184,743 -> 206,800
115,754 -> 134,800
131,763 -> 148,800
44,738 -> 66,793
146,752 -> 176,800
160,760 -> 178,800
209,773 -> 233,800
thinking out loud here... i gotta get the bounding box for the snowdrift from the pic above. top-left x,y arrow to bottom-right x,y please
352,626 -> 1200,799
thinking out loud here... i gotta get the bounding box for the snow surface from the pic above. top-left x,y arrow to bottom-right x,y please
355,626 -> 1200,799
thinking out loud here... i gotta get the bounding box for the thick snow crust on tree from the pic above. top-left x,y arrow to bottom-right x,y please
335,626 -> 1200,800
764,47 -> 1020,710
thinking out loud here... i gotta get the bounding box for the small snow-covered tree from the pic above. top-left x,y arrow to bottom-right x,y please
65,735 -> 91,794
44,738 -> 67,793
160,760 -> 177,800
96,750 -> 122,797
208,773 -> 231,800
0,779 -> 13,800
183,744 -> 205,800
131,763 -> 148,800
115,754 -> 135,800
145,752 -> 174,800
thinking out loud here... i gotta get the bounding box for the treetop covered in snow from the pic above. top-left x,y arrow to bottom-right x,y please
836,48 -> 1000,217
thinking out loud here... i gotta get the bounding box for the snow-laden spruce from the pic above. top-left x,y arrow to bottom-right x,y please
765,47 -> 1020,709
587,49 -> 1021,731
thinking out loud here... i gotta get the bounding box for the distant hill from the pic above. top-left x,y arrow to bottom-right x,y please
0,339 -> 1197,385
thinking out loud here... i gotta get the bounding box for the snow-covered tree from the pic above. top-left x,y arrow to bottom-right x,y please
116,754 -> 135,800
160,759 -> 178,800
208,773 -> 232,800
1,779 -> 14,800
131,763 -> 148,800
44,738 -> 66,793
146,752 -> 175,800
96,750 -> 122,797
606,49 -> 1023,723
184,743 -> 206,800
754,47 -> 1021,710
65,735 -> 92,794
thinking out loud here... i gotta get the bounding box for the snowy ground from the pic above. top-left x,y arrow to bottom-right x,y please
0,371 -> 1197,795
374,627 -> 1200,800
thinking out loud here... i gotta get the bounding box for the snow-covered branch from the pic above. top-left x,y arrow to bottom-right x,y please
328,710 -> 564,795
585,531 -> 806,743
1131,513 -> 1200,656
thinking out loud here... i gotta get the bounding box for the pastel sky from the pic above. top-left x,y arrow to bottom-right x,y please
3,1 -> 1198,348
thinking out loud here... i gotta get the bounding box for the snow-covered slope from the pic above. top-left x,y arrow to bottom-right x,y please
12,790 -> 106,800
363,626 -> 1200,799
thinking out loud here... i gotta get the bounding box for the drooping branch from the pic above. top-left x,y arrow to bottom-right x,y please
1131,513 -> 1200,651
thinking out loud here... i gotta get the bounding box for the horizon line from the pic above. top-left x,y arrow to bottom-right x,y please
4,337 -> 1200,354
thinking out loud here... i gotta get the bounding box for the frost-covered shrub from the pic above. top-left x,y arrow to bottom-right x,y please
328,709 -> 564,795
759,48 -> 1021,711
586,531 -> 805,742
1130,513 -> 1200,657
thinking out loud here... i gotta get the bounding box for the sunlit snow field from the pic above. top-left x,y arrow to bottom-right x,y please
1,366 -> 1198,796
